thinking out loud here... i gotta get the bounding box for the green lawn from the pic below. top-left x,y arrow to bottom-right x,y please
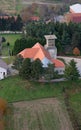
0,34 -> 21,56
0,75 -> 81,103
70,92 -> 81,126
0,76 -> 63,102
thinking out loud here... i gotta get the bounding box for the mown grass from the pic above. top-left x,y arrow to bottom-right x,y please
0,75 -> 81,103
2,56 -> 15,64
70,92 -> 81,126
0,76 -> 63,102
0,34 -> 21,56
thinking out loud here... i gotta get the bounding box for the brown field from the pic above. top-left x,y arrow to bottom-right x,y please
6,98 -> 73,130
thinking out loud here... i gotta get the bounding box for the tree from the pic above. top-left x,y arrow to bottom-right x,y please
64,59 -> 80,81
44,63 -> 55,80
15,15 -> 23,31
71,31 -> 81,49
13,55 -> 23,70
31,59 -> 43,79
2,37 -> 6,42
19,58 -> 31,79
61,30 -> 71,53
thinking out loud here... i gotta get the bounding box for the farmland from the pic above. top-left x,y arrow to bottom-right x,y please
0,76 -> 81,129
6,98 -> 73,130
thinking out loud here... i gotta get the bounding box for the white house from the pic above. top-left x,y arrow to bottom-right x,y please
0,59 -> 9,80
70,3 -> 81,13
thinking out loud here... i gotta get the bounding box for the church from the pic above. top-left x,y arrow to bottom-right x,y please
18,35 -> 65,74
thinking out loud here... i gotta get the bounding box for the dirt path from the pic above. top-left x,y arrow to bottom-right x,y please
12,98 -> 73,130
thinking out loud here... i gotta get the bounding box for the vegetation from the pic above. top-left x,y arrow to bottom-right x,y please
0,34 -> 21,56
64,59 -> 80,81
13,22 -> 81,55
13,55 -> 23,70
0,98 -> 7,130
0,98 -> 7,115
0,75 -> 64,102
0,15 -> 23,31
73,47 -> 80,56
0,76 -> 81,129
5,98 -> 73,130
70,92 -> 81,127
13,37 -> 45,55
0,75 -> 80,102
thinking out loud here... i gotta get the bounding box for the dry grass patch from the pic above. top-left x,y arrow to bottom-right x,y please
6,98 -> 73,130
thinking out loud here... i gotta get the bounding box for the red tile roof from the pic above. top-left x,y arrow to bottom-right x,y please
19,48 -> 39,59
66,13 -> 81,23
32,43 -> 51,60
19,43 -> 65,68
30,16 -> 40,21
51,59 -> 65,68
70,13 -> 81,23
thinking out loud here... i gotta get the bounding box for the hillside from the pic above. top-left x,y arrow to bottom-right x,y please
0,0 -> 62,14
0,0 -> 81,15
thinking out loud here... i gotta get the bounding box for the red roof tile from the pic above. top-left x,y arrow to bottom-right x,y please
51,59 -> 65,68
18,43 -> 65,68
30,16 -> 40,21
19,48 -> 39,59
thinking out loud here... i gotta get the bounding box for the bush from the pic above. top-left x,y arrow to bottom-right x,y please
73,47 -> 80,56
0,120 -> 5,130
0,98 -> 7,115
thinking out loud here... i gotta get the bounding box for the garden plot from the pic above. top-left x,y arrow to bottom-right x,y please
7,98 -> 73,130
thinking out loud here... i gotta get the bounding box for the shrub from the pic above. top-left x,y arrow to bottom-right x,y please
0,120 -> 5,130
73,47 -> 80,56
0,98 -> 7,115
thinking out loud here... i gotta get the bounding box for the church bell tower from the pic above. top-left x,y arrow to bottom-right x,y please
44,35 -> 57,59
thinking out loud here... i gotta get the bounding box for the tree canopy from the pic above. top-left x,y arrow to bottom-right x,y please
64,59 -> 80,81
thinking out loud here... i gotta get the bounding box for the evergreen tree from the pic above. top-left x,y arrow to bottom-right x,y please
71,31 -> 81,49
13,55 -> 23,70
19,58 -> 31,79
64,59 -> 80,81
31,59 -> 43,79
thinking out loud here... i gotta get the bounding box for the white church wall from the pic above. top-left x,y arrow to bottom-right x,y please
42,57 -> 52,67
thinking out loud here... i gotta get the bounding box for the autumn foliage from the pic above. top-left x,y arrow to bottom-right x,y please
0,120 -> 5,130
0,98 -> 7,115
73,47 -> 80,56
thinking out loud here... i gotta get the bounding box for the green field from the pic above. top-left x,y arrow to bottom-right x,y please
0,76 -> 63,102
70,92 -> 81,126
0,34 -> 21,56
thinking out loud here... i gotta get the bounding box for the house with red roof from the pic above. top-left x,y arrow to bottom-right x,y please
19,35 -> 65,74
65,3 -> 81,23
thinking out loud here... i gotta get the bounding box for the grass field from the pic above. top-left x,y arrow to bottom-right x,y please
0,76 -> 63,102
5,98 -> 73,130
70,92 -> 81,126
0,34 -> 21,56
0,76 -> 81,129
